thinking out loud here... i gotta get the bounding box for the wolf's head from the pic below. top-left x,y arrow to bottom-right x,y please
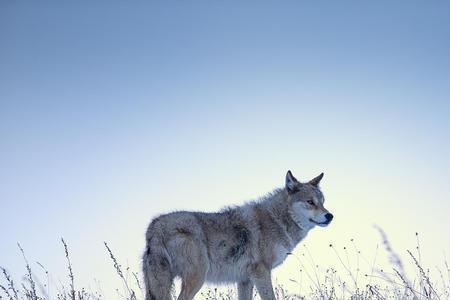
285,170 -> 333,229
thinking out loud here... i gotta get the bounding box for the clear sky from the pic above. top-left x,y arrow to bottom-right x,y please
1,1 -> 450,298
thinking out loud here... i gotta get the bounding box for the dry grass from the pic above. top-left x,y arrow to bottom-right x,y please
1,230 -> 449,300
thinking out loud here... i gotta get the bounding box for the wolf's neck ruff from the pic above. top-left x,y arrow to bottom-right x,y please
256,188 -> 313,245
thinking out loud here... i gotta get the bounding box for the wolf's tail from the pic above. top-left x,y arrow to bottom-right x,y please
142,230 -> 173,300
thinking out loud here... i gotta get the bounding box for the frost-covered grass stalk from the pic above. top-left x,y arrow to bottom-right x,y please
1,231 -> 449,300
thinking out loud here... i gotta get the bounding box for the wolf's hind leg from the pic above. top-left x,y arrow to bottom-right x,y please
176,237 -> 208,300
177,268 -> 206,300
238,280 -> 253,300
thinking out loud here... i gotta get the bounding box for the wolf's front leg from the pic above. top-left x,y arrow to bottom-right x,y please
249,264 -> 275,300
237,280 -> 253,300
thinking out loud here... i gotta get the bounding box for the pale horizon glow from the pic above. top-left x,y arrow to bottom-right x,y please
1,1 -> 450,298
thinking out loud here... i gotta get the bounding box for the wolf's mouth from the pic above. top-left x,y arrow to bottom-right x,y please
309,218 -> 331,226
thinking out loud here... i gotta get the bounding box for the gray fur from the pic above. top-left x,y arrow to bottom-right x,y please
142,171 -> 333,300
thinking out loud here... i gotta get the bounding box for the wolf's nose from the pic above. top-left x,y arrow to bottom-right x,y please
325,213 -> 334,222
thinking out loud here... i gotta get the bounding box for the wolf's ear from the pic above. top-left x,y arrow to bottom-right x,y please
309,173 -> 324,187
286,170 -> 300,194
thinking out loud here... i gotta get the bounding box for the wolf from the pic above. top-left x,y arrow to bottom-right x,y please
142,170 -> 333,300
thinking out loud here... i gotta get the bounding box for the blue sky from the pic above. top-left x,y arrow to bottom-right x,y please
1,1 -> 450,297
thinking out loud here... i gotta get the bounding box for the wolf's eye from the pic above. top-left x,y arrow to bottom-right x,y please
307,200 -> 314,206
